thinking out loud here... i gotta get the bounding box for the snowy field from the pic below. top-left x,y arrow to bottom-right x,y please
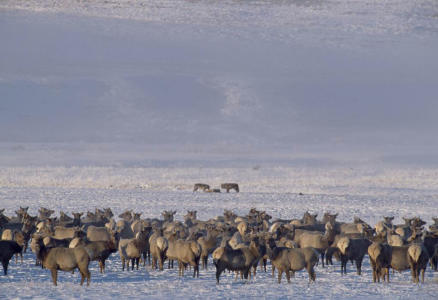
1,166 -> 438,299
1,0 -> 438,298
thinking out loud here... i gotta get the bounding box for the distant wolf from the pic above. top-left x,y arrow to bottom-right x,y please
221,183 -> 239,193
193,183 -> 210,192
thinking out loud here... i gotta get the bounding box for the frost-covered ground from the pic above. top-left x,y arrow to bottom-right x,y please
1,166 -> 438,299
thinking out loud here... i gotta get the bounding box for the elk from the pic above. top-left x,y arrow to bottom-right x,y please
82,236 -> 118,273
294,222 -> 335,267
86,225 -> 113,242
407,243 -> 429,283
213,237 -> 261,283
33,235 -> 90,286
197,225 -> 221,269
1,229 -> 25,262
267,238 -> 318,283
337,237 -> 372,275
38,207 -> 55,221
162,210 -> 176,223
368,242 -> 392,282
150,235 -> 168,271
0,240 -> 22,275
118,230 -> 149,271
174,240 -> 202,277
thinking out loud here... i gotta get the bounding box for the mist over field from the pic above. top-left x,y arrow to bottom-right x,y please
1,0 -> 438,167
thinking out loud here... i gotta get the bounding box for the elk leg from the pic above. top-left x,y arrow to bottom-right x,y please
356,259 -> 362,275
216,267 -> 222,284
2,260 -> 8,275
308,266 -> 316,282
51,269 -> 58,286
80,270 -> 85,286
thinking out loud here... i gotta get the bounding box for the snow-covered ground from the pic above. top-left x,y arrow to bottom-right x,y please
1,0 -> 438,298
1,166 -> 438,299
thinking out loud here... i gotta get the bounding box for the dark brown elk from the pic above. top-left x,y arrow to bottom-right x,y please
0,209 -> 9,229
368,242 -> 392,282
337,237 -> 372,275
1,229 -> 25,262
407,243 -> 429,283
20,216 -> 37,253
16,206 -> 29,219
408,227 -> 438,271
38,207 -> 55,220
162,210 -> 176,223
116,220 -> 135,239
213,237 -> 261,283
72,212 -> 83,227
0,240 -> 22,275
431,244 -> 438,271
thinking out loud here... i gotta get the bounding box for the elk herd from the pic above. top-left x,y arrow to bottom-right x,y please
1,206 -> 437,286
